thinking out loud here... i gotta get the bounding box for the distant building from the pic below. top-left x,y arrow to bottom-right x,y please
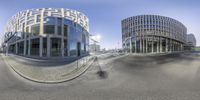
122,15 -> 187,54
184,34 -> 196,51
89,44 -> 100,52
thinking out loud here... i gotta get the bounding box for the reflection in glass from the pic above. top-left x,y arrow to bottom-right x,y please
64,39 -> 67,56
51,38 -> 61,56
44,17 -> 55,24
64,25 -> 68,36
57,18 -> 62,35
31,24 -> 40,35
18,41 -> 24,55
30,38 -> 39,56
43,38 -> 47,56
44,25 -> 55,34
70,41 -> 76,56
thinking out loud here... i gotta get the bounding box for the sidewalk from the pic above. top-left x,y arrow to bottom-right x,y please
129,52 -> 183,56
1,54 -> 95,83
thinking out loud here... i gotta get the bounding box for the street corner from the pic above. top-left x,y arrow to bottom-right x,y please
2,55 -> 95,84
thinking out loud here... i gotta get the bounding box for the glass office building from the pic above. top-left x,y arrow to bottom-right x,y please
122,15 -> 187,53
3,8 -> 89,57
185,33 -> 196,51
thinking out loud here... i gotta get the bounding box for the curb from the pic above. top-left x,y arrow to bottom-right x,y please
1,54 -> 95,84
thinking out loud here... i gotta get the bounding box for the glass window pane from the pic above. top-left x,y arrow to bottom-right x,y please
70,41 -> 76,56
64,19 -> 72,25
31,24 -> 40,35
36,15 -> 41,22
64,25 -> 68,36
57,26 -> 61,35
44,25 -> 55,34
44,17 -> 55,25
51,38 -> 61,56
57,18 -> 62,26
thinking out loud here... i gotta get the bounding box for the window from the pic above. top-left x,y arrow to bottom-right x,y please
44,17 -> 55,25
27,20 -> 34,25
44,12 -> 48,16
30,38 -> 40,56
64,25 -> 68,36
26,27 -> 29,33
82,33 -> 86,42
57,18 -> 62,25
27,16 -> 34,20
57,18 -> 62,35
57,26 -> 62,35
51,38 -> 61,56
64,19 -> 72,26
64,39 -> 67,56
70,42 -> 77,56
44,25 -> 55,34
31,24 -> 40,35
22,23 -> 25,32
43,38 -> 47,56
36,15 -> 41,22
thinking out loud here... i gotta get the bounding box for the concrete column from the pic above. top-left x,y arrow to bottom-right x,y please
169,39 -> 171,52
6,44 -> 9,56
146,37 -> 148,53
61,38 -> 64,56
40,9 -> 44,35
160,37 -> 162,53
174,41 -> 176,51
47,36 -> 50,57
135,38 -> 137,53
171,41 -> 173,52
140,37 -> 142,53
180,43 -> 182,51
174,41 -> 177,51
61,9 -> 64,36
166,38 -> 168,52
143,36 -> 145,53
172,40 -> 174,52
24,40 -> 26,55
151,37 -> 154,53
177,42 -> 179,51
28,38 -> 31,56
55,18 -> 58,35
172,41 -> 174,52
67,28 -> 70,56
176,42 -> 177,51
16,43 -> 18,54
177,42 -> 178,51
39,37 -> 43,57
157,38 -> 159,53
23,33 -> 27,55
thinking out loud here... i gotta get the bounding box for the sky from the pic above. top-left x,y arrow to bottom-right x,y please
0,0 -> 200,49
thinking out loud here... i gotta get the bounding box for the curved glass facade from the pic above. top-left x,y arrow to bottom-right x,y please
4,8 -> 89,57
122,15 -> 187,53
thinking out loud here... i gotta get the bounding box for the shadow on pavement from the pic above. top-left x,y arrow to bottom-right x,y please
94,57 -> 108,79
113,53 -> 197,69
7,54 -> 86,67
96,70 -> 108,79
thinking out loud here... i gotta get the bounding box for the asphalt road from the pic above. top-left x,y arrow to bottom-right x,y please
1,53 -> 200,100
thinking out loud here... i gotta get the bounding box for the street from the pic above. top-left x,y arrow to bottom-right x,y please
1,53 -> 200,100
